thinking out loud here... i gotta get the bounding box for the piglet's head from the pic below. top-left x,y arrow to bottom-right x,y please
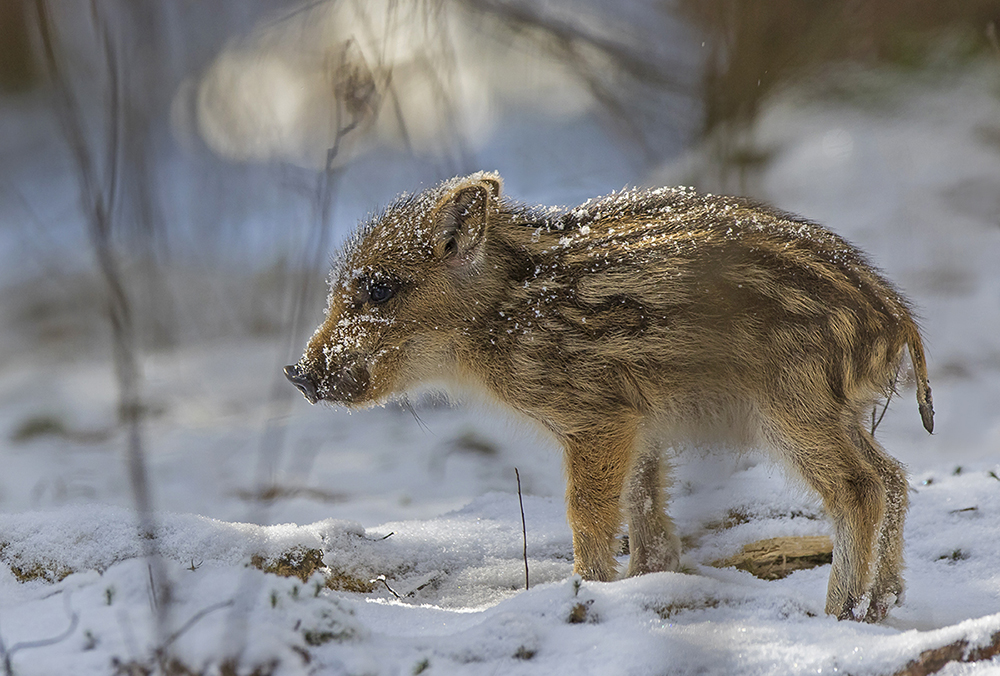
285,171 -> 502,407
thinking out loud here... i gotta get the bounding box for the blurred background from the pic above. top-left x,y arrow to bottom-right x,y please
1,0 -> 999,527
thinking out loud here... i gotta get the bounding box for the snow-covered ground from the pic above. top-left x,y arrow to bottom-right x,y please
2,62 -> 1000,674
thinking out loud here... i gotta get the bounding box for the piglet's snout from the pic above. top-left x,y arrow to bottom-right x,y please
284,358 -> 371,404
284,364 -> 318,404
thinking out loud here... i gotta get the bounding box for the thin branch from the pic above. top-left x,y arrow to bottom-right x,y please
515,468 -> 529,590
260,0 -> 330,31
0,594 -> 79,676
227,68 -> 369,661
461,0 -> 683,93
556,36 -> 654,163
160,601 -> 235,653
93,0 -> 120,218
371,575 -> 401,600
458,0 -> 687,164
147,564 -> 159,613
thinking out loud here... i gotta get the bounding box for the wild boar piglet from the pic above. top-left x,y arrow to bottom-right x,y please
286,172 -> 933,623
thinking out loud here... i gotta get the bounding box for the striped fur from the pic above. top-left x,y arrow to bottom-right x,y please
291,173 -> 934,622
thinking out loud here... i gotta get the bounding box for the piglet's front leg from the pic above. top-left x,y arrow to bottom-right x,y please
561,426 -> 635,581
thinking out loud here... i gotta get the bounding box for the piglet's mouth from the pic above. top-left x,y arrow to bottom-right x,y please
283,362 -> 371,405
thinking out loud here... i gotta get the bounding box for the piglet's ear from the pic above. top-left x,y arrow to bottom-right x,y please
431,177 -> 500,262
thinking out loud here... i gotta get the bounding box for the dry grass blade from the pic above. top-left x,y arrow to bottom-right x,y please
711,536 -> 833,580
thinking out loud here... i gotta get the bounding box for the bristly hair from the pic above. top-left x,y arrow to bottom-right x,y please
332,192 -> 419,271
331,172 -> 503,275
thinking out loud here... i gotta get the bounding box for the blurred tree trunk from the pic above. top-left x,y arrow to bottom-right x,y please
117,1 -> 177,349
33,0 -> 172,643
0,0 -> 37,92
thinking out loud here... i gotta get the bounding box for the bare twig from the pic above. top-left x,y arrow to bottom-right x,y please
160,601 -> 235,653
515,468 -> 529,590
461,0 -> 683,93
226,78 -> 369,659
461,0 -> 686,162
371,575 -> 401,600
147,564 -> 157,613
0,594 -> 79,676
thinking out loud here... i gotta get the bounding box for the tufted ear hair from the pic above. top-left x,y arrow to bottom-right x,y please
430,174 -> 501,263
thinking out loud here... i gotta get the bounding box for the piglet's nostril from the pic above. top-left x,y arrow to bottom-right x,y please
284,364 -> 319,404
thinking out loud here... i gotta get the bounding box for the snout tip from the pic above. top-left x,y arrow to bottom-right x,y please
284,364 -> 319,404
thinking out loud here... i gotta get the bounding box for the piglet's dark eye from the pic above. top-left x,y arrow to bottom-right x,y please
368,282 -> 394,304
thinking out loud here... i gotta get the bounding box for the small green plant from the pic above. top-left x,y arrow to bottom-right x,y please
939,549 -> 970,563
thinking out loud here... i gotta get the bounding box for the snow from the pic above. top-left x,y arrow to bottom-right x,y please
3,484 -> 1000,674
4,62 -> 1000,674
